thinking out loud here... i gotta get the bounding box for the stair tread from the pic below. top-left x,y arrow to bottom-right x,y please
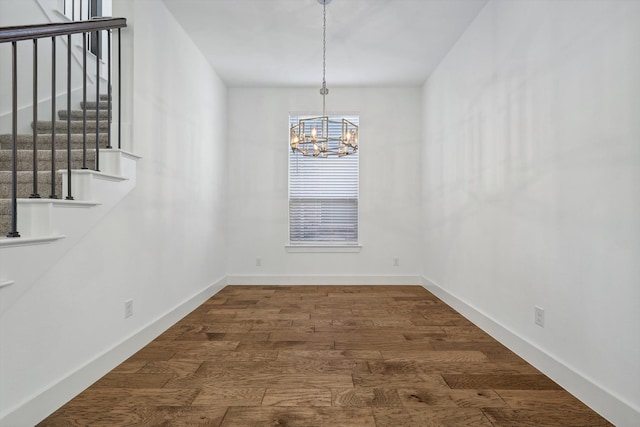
59,110 -> 110,120
33,120 -> 110,126
0,134 -> 110,151
81,101 -> 111,109
0,149 -> 97,169
33,121 -> 111,135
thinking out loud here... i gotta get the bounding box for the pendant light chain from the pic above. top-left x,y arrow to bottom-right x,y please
322,2 -> 326,86
321,1 -> 327,116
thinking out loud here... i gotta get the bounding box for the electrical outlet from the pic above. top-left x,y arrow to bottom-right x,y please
393,257 -> 399,267
534,306 -> 544,327
125,299 -> 133,318
256,257 -> 262,267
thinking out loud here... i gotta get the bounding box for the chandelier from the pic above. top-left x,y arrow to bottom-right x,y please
290,0 -> 358,158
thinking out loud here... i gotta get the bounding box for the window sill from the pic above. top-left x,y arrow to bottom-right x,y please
285,244 -> 362,253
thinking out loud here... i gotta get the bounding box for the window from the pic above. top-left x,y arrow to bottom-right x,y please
63,0 -> 109,59
288,115 -> 359,245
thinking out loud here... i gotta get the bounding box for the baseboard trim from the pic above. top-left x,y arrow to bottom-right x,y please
0,276 -> 228,427
227,274 -> 422,286
420,276 -> 639,427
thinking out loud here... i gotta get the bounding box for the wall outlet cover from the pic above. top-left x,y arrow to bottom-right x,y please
125,299 -> 133,318
535,306 -> 545,327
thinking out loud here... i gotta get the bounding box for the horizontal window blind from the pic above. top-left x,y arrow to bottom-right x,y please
289,115 -> 359,243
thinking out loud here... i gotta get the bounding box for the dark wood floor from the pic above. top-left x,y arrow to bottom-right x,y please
40,285 -> 611,426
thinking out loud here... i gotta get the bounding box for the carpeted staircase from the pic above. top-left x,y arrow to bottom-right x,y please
0,95 -> 111,236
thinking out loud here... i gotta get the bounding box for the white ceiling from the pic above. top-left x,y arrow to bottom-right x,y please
162,0 -> 488,87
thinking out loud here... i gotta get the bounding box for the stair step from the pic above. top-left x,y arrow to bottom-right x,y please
59,110 -> 111,120
81,101 -> 111,110
0,197 -> 67,237
0,149 -> 97,171
0,171 -> 63,199
0,133 -> 110,150
0,199 -> 10,215
0,199 -> 11,236
33,120 -> 110,134
99,94 -> 112,101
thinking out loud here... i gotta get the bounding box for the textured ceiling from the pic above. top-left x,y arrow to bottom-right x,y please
162,0 -> 488,87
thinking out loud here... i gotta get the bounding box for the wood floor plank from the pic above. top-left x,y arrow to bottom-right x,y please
49,388 -> 200,408
187,349 -> 279,363
372,407 -> 494,427
323,319 -> 375,328
397,387 -> 508,408
248,319 -> 295,330
39,285 -> 611,427
332,387 -> 403,407
369,359 -> 541,375
221,407 -> 375,426
335,339 -> 434,351
269,330 -> 407,343
495,389 -> 603,411
483,408 -> 614,427
235,339 -> 335,351
431,340 -> 513,353
195,359 -> 368,376
380,349 -> 488,363
262,388 -> 332,407
443,374 -> 563,390
39,405 -> 228,427
277,349 -> 382,361
191,387 -> 265,406
352,372 -> 448,388
164,371 -> 355,389
91,373 -> 174,389
136,359 -> 204,379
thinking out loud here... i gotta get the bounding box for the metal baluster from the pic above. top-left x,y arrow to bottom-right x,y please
95,29 -> 100,171
66,34 -> 73,200
106,29 -> 112,149
30,39 -> 40,199
82,32 -> 88,169
118,27 -> 122,149
50,36 -> 58,199
7,41 -> 20,237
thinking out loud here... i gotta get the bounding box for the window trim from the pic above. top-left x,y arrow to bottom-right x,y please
285,243 -> 362,253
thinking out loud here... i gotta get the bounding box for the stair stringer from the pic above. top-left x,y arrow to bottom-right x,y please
0,149 -> 140,316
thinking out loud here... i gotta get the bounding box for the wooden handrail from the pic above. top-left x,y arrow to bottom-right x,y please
0,18 -> 126,43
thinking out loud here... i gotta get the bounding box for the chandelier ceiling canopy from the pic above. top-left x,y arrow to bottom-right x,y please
289,0 -> 359,158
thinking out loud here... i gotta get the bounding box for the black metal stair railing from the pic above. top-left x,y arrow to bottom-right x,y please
0,17 -> 127,238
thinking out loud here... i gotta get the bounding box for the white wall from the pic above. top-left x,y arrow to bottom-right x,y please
0,0 -> 228,424
227,87 -> 422,283
422,1 -> 640,425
